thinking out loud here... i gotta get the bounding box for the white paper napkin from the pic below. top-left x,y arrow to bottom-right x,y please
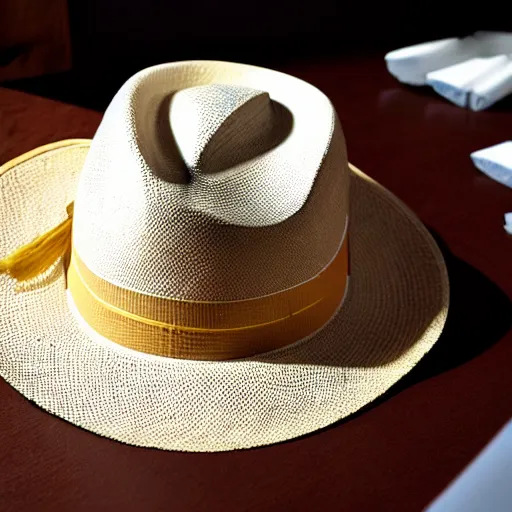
385,36 -> 480,86
385,32 -> 512,110
470,141 -> 512,188
425,418 -> 512,511
470,141 -> 512,234
426,55 -> 512,110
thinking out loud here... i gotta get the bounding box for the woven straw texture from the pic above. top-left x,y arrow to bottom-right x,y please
72,62 -> 348,301
0,146 -> 448,452
0,61 -> 449,451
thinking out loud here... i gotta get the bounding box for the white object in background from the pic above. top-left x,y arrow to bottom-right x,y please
470,57 -> 512,110
470,141 -> 512,188
385,37 -> 478,86
505,213 -> 512,235
425,419 -> 512,512
426,55 -> 512,110
385,31 -> 512,110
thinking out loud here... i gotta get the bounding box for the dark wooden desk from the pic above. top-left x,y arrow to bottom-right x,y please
1,57 -> 511,511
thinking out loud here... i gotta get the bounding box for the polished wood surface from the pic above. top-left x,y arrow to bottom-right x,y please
0,88 -> 101,163
1,56 -> 511,511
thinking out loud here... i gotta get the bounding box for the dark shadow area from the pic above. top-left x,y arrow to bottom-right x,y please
2,0 -> 510,111
486,92 -> 512,112
321,230 -> 511,435
397,230 -> 512,386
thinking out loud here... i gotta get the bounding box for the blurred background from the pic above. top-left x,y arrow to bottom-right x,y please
0,0 -> 511,111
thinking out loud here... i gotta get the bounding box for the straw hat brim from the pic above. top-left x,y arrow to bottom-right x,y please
0,140 -> 449,452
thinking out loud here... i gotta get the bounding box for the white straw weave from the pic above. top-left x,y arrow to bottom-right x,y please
0,61 -> 449,452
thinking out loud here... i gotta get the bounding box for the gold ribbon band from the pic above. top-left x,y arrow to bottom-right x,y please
68,236 -> 349,360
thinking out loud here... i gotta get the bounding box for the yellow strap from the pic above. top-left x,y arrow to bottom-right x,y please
0,203 -> 74,282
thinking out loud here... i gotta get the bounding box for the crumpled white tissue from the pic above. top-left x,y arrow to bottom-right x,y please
470,141 -> 512,188
385,31 -> 512,110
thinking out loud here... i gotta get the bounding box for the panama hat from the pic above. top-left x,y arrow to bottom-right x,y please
0,61 -> 449,452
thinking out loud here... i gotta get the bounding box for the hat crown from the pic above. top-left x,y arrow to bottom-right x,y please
72,61 -> 349,301
170,84 -> 291,176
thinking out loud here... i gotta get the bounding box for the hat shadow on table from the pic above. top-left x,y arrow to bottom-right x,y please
306,229 -> 512,433
398,230 -> 512,383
